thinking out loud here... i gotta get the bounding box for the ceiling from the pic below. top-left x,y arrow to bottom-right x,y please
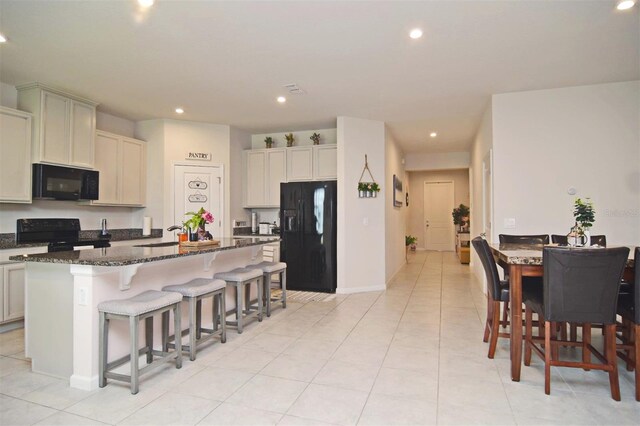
0,1 -> 638,154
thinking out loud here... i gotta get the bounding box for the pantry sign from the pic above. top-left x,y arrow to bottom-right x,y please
186,152 -> 211,161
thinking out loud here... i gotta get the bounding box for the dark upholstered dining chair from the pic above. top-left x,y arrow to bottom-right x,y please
472,237 -> 509,358
523,246 -> 629,400
617,247 -> 639,401
551,234 -> 606,247
499,234 -> 549,245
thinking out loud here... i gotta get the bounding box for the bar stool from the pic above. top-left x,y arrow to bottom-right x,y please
247,261 -> 287,317
162,278 -> 227,361
214,268 -> 263,333
98,290 -> 182,395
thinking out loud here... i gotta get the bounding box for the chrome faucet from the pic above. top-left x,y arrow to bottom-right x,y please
167,225 -> 182,232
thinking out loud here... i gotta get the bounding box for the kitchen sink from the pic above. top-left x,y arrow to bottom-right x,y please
133,241 -> 180,248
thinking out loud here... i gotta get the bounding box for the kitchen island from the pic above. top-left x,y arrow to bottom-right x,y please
10,237 -> 279,390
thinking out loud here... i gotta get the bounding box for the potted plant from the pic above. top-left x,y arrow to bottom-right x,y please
571,197 -> 595,246
264,136 -> 274,149
310,132 -> 321,145
357,182 -> 369,198
285,133 -> 295,147
452,204 -> 470,231
405,235 -> 417,250
184,207 -> 214,241
370,182 -> 380,198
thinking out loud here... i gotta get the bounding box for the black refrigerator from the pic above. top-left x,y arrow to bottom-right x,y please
280,181 -> 337,293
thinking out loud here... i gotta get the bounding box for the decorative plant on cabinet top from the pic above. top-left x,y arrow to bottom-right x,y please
310,132 -> 321,145
285,133 -> 295,147
264,136 -> 274,149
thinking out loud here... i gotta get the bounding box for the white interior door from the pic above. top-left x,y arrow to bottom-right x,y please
423,181 -> 455,251
174,165 -> 223,239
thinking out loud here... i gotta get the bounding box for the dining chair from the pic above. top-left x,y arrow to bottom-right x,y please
472,237 -> 510,358
523,246 -> 629,400
551,234 -> 606,247
551,234 -> 568,245
497,234 -> 549,328
617,246 -> 639,401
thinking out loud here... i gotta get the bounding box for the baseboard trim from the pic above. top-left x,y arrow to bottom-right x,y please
336,284 -> 386,295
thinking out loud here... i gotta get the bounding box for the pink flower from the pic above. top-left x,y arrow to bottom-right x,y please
202,211 -> 214,224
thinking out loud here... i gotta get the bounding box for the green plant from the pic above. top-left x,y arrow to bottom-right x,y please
370,182 -> 380,192
574,198 -> 595,229
452,204 -> 470,226
310,132 -> 321,145
184,207 -> 214,231
358,182 -> 371,192
405,235 -> 417,246
264,136 -> 273,147
285,133 -> 295,146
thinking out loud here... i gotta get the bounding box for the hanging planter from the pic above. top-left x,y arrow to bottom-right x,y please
357,155 -> 381,198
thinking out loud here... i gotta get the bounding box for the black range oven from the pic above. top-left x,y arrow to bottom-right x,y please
16,219 -> 110,252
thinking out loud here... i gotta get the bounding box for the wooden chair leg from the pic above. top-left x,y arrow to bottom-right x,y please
544,321 -> 551,395
502,301 -> 509,328
483,295 -> 491,343
550,322 -> 559,361
559,322 -> 568,341
538,313 -> 544,337
621,318 -> 633,371
582,323 -> 591,371
488,300 -> 500,359
605,324 -> 621,401
524,306 -> 533,366
570,323 -> 577,342
634,324 -> 639,402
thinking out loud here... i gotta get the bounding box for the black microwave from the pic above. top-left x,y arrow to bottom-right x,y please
32,164 -> 99,200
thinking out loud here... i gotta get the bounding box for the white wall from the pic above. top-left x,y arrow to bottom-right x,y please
134,119 -> 233,238
469,102 -> 493,284
0,82 -> 17,108
492,81 -> 640,245
407,169 -> 470,250
337,117 -> 386,293
96,111 -> 135,138
230,127 -> 252,225
251,128 -> 337,149
405,151 -> 470,171
384,128 -> 407,283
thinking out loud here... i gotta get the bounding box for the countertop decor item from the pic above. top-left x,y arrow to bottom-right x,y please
184,207 -> 214,241
568,197 -> 595,246
357,155 -> 380,198
310,132 -> 321,145
285,133 -> 295,147
264,136 -> 274,149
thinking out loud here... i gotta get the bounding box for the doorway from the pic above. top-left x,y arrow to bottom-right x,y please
423,181 -> 455,251
173,164 -> 223,239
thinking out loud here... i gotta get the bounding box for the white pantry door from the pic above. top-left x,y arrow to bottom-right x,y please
423,181 -> 455,251
174,165 -> 223,239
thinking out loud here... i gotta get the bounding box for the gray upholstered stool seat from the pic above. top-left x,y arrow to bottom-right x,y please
98,290 -> 182,395
162,278 -> 227,361
214,268 -> 264,333
247,262 -> 287,317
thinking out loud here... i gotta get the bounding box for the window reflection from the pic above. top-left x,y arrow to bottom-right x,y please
314,188 -> 324,235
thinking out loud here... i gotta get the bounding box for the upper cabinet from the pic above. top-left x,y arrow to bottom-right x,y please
17,83 -> 97,169
92,130 -> 146,207
244,148 -> 286,208
0,107 -> 32,203
313,145 -> 337,180
243,145 -> 337,208
286,147 -> 313,181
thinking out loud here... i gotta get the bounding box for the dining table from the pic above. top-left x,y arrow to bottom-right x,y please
489,243 -> 636,382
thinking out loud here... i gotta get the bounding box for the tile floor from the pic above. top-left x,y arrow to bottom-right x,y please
1,251 -> 639,425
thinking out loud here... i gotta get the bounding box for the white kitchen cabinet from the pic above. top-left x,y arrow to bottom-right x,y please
0,107 -> 32,203
286,146 -> 313,181
0,263 -> 25,323
313,145 -> 337,180
17,83 -> 97,169
244,148 -> 287,208
92,130 -> 146,206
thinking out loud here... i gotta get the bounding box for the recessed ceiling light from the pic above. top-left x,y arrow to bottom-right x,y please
430,132 -> 437,138
616,0 -> 636,10
0,33 -> 7,43
175,107 -> 184,114
277,96 -> 286,103
138,0 -> 154,8
409,28 -> 423,39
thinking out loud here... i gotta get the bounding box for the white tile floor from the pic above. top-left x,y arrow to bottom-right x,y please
1,251 -> 639,425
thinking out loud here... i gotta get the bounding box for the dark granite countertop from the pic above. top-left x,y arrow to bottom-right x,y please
0,228 -> 163,250
9,237 -> 280,266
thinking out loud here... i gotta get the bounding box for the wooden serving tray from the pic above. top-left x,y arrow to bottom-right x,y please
180,240 -> 220,247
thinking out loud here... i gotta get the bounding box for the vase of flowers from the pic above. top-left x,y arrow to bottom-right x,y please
184,208 -> 214,241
